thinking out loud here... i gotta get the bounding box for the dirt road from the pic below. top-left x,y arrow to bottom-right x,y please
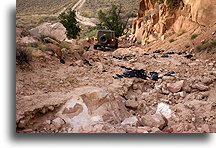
16,40 -> 215,133
72,0 -> 97,26
30,0 -> 97,26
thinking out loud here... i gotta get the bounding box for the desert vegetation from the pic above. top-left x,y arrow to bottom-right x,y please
97,5 -> 130,37
17,0 -> 78,15
79,0 -> 139,18
16,0 -> 78,29
58,9 -> 81,39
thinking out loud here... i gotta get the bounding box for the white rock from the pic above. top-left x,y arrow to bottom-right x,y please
178,91 -> 186,98
121,116 -> 138,126
156,103 -> 172,119
52,117 -> 64,129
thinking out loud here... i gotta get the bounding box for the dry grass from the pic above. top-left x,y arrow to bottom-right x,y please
16,15 -> 59,29
195,39 -> 216,52
16,0 -> 78,29
17,0 -> 79,15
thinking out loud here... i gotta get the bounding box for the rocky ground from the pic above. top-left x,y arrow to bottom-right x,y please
16,29 -> 216,133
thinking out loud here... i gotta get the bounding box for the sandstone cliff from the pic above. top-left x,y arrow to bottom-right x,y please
132,0 -> 215,45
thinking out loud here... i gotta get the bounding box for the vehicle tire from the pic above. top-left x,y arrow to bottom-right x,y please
99,35 -> 108,44
115,39 -> 118,49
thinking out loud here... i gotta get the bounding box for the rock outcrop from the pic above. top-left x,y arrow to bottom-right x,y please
132,0 -> 215,45
30,23 -> 67,41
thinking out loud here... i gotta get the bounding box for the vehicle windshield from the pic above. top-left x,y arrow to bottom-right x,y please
97,31 -> 114,38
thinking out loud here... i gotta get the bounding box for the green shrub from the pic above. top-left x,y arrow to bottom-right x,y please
195,39 -> 216,52
30,42 -> 39,48
58,9 -> 81,39
39,44 -> 52,51
62,50 -> 69,57
84,29 -> 97,38
191,34 -> 198,40
16,46 -> 31,64
97,4 -> 129,37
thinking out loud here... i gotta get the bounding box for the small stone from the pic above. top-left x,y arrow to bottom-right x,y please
156,103 -> 172,119
48,106 -> 55,111
201,39 -> 206,44
17,120 -> 27,128
162,76 -> 175,81
178,91 -> 186,98
121,116 -> 138,126
195,83 -> 209,91
45,120 -> 51,125
141,113 -> 167,129
125,100 -> 139,109
40,107 -> 47,114
167,80 -> 184,93
22,129 -> 33,133
161,87 -> 170,95
210,70 -> 216,76
201,77 -> 213,84
59,80 -> 64,84
201,124 -> 210,133
52,117 -> 64,129
151,127 -> 162,133
75,60 -> 84,67
136,126 -> 151,133
182,85 -> 191,93
208,63 -> 214,66
191,117 -> 196,122
126,127 -> 137,133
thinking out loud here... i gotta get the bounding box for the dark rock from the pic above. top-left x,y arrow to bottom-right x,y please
151,55 -> 157,59
184,54 -> 193,59
164,71 -> 175,76
113,55 -> 135,60
166,52 -> 176,55
161,54 -> 169,58
153,50 -> 165,53
149,72 -> 159,81
114,69 -> 148,79
83,59 -> 92,66
177,51 -> 186,55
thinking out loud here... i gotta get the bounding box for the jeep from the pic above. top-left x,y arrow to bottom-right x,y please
94,30 -> 118,49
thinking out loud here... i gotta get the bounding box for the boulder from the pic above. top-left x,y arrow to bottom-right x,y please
201,77 -> 213,85
20,36 -> 39,44
167,80 -> 184,93
125,100 -> 139,110
56,86 -> 130,132
141,113 -> 167,129
30,23 -> 67,41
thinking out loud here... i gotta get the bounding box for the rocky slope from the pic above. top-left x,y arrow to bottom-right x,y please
16,0 -> 215,133
16,27 -> 215,133
131,0 -> 215,45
